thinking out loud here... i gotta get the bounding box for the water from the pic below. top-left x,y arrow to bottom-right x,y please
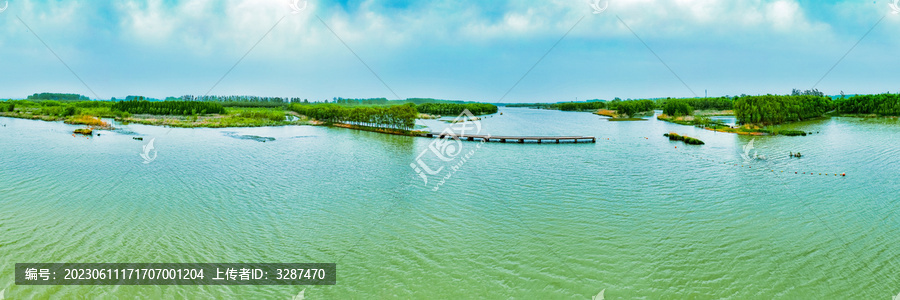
1,108 -> 899,298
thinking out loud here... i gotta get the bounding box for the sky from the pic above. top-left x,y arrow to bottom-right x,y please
0,0 -> 898,103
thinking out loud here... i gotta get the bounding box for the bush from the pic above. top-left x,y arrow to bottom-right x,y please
0,102 -> 14,112
608,100 -> 655,118
664,132 -> 705,145
39,105 -> 77,117
779,130 -> 807,136
663,100 -> 694,116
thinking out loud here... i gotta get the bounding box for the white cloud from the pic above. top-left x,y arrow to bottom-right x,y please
2,0 -> 898,101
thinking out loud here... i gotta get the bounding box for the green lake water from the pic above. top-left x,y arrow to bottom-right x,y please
1,107 -> 899,299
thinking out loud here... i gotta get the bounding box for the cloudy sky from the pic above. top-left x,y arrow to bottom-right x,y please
0,0 -> 898,102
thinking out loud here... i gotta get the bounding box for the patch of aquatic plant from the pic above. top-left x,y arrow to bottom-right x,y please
664,132 -> 705,145
223,132 -> 276,142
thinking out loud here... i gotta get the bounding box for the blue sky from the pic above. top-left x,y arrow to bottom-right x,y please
0,0 -> 898,102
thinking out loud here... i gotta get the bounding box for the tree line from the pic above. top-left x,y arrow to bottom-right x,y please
112,100 -> 227,115
659,97 -> 733,113
552,101 -> 606,111
289,103 -> 418,130
180,95 -> 305,103
662,100 -> 693,116
27,93 -> 90,102
734,94 -> 833,125
416,103 -> 498,116
834,93 -> 900,116
609,100 -> 655,117
332,97 -> 480,107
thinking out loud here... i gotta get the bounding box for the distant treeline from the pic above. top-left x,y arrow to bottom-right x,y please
734,95 -> 832,125
834,93 -> 900,116
554,102 -> 606,111
217,101 -> 287,108
508,97 -> 733,115
416,103 -> 498,116
504,103 -> 552,108
27,93 -> 90,102
180,95 -> 303,103
289,103 -> 417,130
112,100 -> 227,115
505,101 -> 606,111
332,97 -> 481,106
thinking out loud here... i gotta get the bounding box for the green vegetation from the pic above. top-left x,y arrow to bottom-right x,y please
73,128 -> 93,135
218,101 -> 287,108
834,93 -> 900,116
27,93 -> 90,102
120,108 -> 301,128
608,100 -> 655,118
657,114 -> 720,126
0,100 -> 121,121
112,100 -> 227,115
662,100 -> 693,117
416,103 -> 498,116
659,97 -> 733,115
504,103 -> 552,109
552,101 -> 606,111
664,132 -> 705,145
777,130 -> 808,136
734,94 -> 832,125
289,103 -> 418,131
0,102 -> 14,112
0,99 -> 299,128
327,97 -> 488,107
180,95 -> 298,104
1,95 -> 496,132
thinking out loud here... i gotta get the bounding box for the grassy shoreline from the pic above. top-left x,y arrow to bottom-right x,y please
656,113 -> 817,136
